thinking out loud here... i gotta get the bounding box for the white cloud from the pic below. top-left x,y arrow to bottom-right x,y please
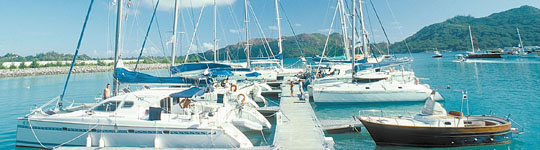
318,28 -> 331,33
268,25 -> 278,30
189,44 -> 198,50
294,23 -> 301,27
229,28 -> 242,34
141,0 -> 236,11
202,42 -> 214,50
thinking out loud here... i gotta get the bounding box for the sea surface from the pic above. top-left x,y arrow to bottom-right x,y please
0,52 -> 538,149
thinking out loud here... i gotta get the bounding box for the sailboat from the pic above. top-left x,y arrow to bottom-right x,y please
16,0 -> 266,148
465,26 -> 503,59
501,27 -> 540,59
310,0 -> 442,103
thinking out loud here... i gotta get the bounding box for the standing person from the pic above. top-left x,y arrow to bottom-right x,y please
103,83 -> 111,99
289,80 -> 294,96
299,79 -> 304,96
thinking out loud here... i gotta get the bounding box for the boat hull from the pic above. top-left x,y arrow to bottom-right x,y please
466,53 -> 502,58
311,83 -> 441,103
16,118 -> 248,149
359,118 -> 512,147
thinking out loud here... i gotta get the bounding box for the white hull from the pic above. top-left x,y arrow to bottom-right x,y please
312,82 -> 442,103
16,118 -> 250,148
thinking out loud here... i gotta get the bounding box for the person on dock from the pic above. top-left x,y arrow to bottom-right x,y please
289,80 -> 294,96
103,83 -> 110,99
299,79 -> 304,98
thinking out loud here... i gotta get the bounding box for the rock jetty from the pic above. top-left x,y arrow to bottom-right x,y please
0,64 -> 169,78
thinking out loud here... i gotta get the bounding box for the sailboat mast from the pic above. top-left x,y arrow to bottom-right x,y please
275,0 -> 283,70
516,27 -> 524,53
213,0 -> 217,62
359,0 -> 368,59
171,0 -> 179,70
351,0 -> 356,76
338,0 -> 350,60
113,0 -> 124,96
244,0 -> 250,68
468,25 -> 475,54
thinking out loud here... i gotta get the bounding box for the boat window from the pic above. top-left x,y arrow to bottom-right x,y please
94,101 -> 121,112
160,97 -> 171,114
398,87 -> 403,89
353,78 -> 384,83
464,121 -> 472,124
122,101 -> 134,108
365,87 -> 370,89
444,122 -> 451,125
172,97 -> 180,105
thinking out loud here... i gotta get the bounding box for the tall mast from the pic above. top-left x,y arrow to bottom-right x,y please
468,25 -> 475,54
352,0 -> 358,77
359,0 -> 368,59
171,0 -> 179,71
213,0 -> 217,62
338,0 -> 350,60
516,27 -> 524,53
275,0 -> 283,70
244,0 -> 250,68
113,0 -> 124,96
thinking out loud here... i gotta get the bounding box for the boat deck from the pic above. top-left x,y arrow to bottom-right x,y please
273,81 -> 332,149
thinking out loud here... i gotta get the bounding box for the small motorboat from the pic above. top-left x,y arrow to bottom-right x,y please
357,92 -> 521,147
432,51 -> 443,58
455,54 -> 466,62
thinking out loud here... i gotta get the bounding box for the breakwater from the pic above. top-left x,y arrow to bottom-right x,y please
0,64 -> 169,78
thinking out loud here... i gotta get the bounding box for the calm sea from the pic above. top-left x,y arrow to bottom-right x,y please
1,52 -> 538,149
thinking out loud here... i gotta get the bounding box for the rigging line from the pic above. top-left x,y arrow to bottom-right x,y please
248,3 -> 275,58
134,0 -> 160,72
363,5 -> 385,56
383,0 -> 412,57
59,0 -> 95,104
316,1 -> 339,77
154,9 -> 168,57
279,1 -> 306,58
183,4 -> 207,63
367,0 -> 393,55
364,2 -> 382,55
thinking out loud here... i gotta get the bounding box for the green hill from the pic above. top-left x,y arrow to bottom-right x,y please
188,33 -> 347,61
390,5 -> 540,52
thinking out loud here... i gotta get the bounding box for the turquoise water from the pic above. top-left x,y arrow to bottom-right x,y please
315,53 -> 540,150
1,53 -> 538,149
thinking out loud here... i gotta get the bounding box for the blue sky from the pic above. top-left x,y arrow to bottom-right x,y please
0,0 -> 538,58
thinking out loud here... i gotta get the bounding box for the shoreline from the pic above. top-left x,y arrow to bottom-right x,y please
0,64 -> 169,78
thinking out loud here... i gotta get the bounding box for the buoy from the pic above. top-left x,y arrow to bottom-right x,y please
474,138 -> 478,142
99,136 -> 105,147
490,138 -> 494,141
86,135 -> 92,147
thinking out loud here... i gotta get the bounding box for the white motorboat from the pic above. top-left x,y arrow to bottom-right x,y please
357,93 -> 520,147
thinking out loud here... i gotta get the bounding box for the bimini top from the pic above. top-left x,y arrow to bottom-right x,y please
169,87 -> 213,98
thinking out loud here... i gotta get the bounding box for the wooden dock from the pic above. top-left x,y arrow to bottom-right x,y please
273,81 -> 333,149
